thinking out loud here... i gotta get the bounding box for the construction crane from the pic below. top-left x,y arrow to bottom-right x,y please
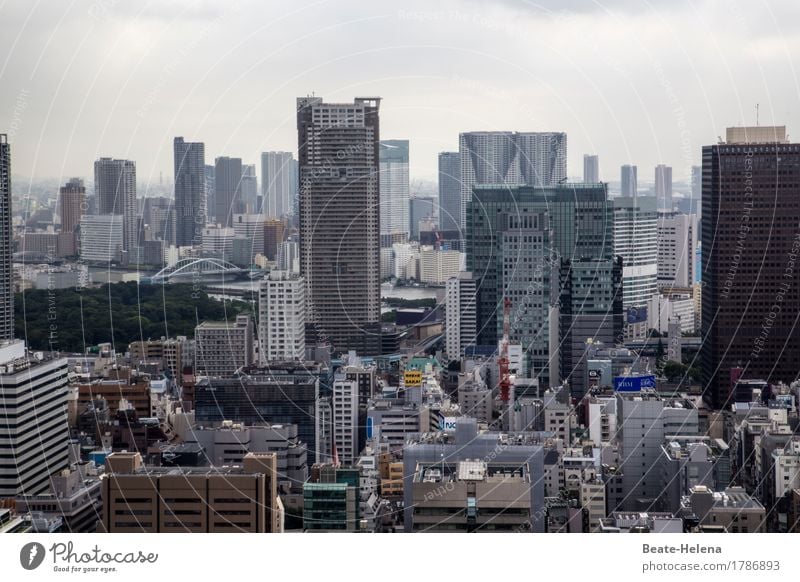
499,297 -> 511,402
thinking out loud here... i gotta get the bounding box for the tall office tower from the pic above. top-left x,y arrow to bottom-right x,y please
613,196 -> 659,309
445,272 -> 477,358
297,96 -> 381,355
438,151 -> 461,233
204,164 -> 215,222
702,126 -> 800,408
277,240 -> 300,273
0,341 -> 70,497
657,210 -> 696,289
258,270 -> 306,365
379,139 -> 410,238
583,154 -> 599,183
655,164 -> 673,210
261,152 -> 297,219
241,164 -> 258,213
620,164 -> 637,197
467,184 -> 621,393
691,165 -> 702,218
58,178 -> 86,234
409,196 -> 435,241
0,136 -> 12,340
173,137 -> 206,247
459,131 -> 567,231
194,314 -> 254,377
94,157 -> 136,252
232,214 -> 266,265
214,156 -> 243,227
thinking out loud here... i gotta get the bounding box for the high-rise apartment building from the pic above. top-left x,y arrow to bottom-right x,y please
379,139 -> 410,238
657,211 -> 696,289
701,126 -> 800,408
459,131 -> 567,231
0,341 -> 70,497
94,157 -> 136,252
258,270 -> 305,364
173,137 -> 206,247
655,164 -> 673,210
58,178 -> 86,235
445,272 -> 477,358
620,164 -> 637,197
583,154 -> 599,183
297,96 -> 381,355
261,151 -> 297,219
438,151 -> 461,233
214,156 -> 243,228
0,136 -> 12,340
241,164 -> 258,213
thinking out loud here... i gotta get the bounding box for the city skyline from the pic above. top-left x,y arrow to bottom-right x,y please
2,1 -> 797,184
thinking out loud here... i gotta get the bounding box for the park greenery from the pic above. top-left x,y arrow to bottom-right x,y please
14,282 -> 251,352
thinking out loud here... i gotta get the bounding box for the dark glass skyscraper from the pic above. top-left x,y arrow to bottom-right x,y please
173,137 -> 205,247
438,152 -> 461,233
297,96 -> 381,355
214,156 -> 243,228
701,126 -> 800,408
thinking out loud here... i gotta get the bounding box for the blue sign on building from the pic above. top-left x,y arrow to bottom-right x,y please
613,374 -> 656,392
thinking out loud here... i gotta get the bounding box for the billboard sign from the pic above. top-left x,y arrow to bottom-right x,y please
613,374 -> 656,392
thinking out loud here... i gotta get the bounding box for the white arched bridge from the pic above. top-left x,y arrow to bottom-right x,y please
151,258 -> 246,283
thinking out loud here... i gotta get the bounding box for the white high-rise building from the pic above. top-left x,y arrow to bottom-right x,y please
332,375 -> 358,465
258,270 -> 305,364
418,247 -> 461,285
583,154 -> 599,183
613,196 -> 658,311
379,140 -> 410,238
459,131 -> 567,230
233,214 -> 265,264
0,340 -> 70,497
277,240 -> 299,273
445,272 -> 477,358
94,158 -> 136,252
657,211 -> 697,289
80,214 -> 124,263
201,226 -> 235,258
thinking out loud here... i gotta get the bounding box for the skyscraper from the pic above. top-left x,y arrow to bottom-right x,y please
459,131 -> 567,231
214,156 -> 243,228
657,210 -> 696,289
258,270 -> 306,364
409,196 -> 435,240
0,135 -> 11,340
241,163 -> 258,213
655,164 -> 673,210
613,196 -> 658,310
261,151 -> 298,219
620,164 -> 637,197
691,165 -> 702,217
173,137 -> 206,247
438,151 -> 461,233
583,154 -> 599,183
94,158 -> 136,252
701,126 -> 800,408
58,178 -> 86,235
297,96 -> 382,355
379,139 -> 410,239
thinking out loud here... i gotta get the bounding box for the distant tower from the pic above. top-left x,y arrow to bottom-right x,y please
583,154 -> 599,183
0,135 -> 12,340
94,158 -> 137,252
173,137 -> 206,247
261,152 -> 297,219
438,152 -> 461,233
655,164 -> 673,210
214,157 -> 243,228
379,140 -> 410,239
620,164 -> 637,197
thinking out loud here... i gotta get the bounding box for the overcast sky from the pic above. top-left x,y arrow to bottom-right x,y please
1,0 -> 799,187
